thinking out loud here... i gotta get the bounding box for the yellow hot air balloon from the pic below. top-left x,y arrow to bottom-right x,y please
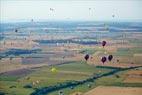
51,67 -> 57,73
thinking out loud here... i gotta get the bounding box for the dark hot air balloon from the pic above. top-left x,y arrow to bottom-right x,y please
102,41 -> 106,47
50,8 -> 54,11
117,59 -> 119,62
112,14 -> 115,18
15,29 -> 18,33
101,56 -> 107,64
108,55 -> 113,61
84,54 -> 89,61
31,19 -> 34,22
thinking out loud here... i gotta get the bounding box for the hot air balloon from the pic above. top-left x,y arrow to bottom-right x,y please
101,56 -> 107,64
70,86 -> 74,89
51,67 -> 57,73
87,84 -> 91,88
84,54 -> 89,61
50,8 -> 54,11
58,91 -> 63,95
115,75 -> 120,78
112,14 -> 115,18
31,19 -> 34,22
15,29 -> 18,33
108,55 -> 113,62
102,41 -> 106,47
117,59 -> 119,63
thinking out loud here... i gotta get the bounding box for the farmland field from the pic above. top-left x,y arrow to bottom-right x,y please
0,21 -> 142,95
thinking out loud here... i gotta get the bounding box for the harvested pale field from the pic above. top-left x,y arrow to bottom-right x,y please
88,56 -> 142,68
70,92 -> 83,95
133,54 -> 142,64
124,77 -> 142,83
0,62 -> 48,73
0,39 -> 38,49
50,53 -> 84,62
84,86 -> 142,95
104,46 -> 117,53
123,70 -> 142,83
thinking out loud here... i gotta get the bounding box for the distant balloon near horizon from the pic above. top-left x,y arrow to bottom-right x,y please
50,8 -> 54,11
112,14 -> 115,18
31,19 -> 34,22
15,29 -> 18,33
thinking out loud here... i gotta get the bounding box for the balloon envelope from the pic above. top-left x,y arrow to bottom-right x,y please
15,29 -> 18,32
101,57 -> 107,63
112,14 -> 115,18
51,67 -> 57,72
102,41 -> 106,47
108,55 -> 113,61
84,54 -> 89,61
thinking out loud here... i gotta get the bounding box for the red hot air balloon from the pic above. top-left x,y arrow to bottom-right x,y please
108,55 -> 113,62
84,54 -> 89,61
101,56 -> 107,64
102,41 -> 106,47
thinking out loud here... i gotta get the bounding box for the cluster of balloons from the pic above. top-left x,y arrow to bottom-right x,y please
101,40 -> 113,63
50,8 -> 54,11
101,55 -> 113,64
84,40 -> 114,64
84,40 -> 107,60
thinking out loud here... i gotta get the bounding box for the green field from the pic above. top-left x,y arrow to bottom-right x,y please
0,61 -> 112,95
1,61 -> 141,95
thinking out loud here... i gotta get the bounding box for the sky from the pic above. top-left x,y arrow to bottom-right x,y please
0,0 -> 142,22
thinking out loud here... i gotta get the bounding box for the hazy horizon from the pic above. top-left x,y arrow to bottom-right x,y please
0,0 -> 142,22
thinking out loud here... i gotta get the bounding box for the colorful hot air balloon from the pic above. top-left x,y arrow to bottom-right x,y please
101,56 -> 107,64
102,41 -> 106,47
51,67 -> 57,73
84,54 -> 89,61
108,55 -> 113,61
